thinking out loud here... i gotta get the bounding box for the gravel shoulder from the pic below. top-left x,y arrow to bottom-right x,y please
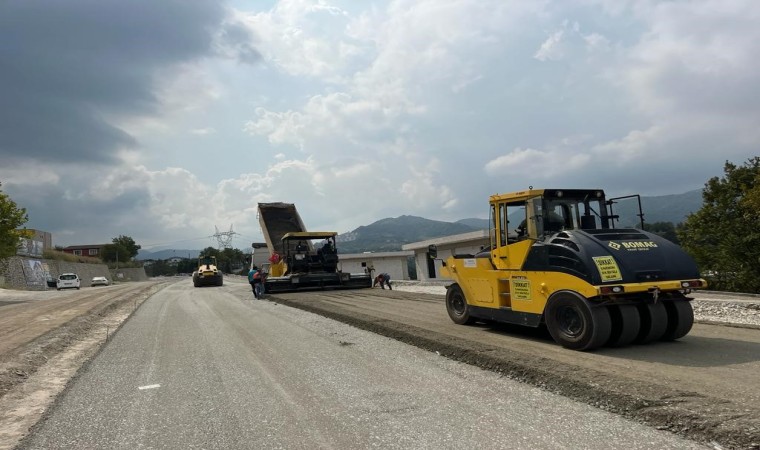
391,282 -> 760,329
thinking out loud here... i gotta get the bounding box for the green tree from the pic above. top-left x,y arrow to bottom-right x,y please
176,257 -> 198,274
199,247 -> 220,259
0,182 -> 30,259
101,236 -> 141,263
113,235 -> 141,259
194,247 -> 245,274
642,222 -> 679,245
145,260 -> 176,277
678,157 -> 760,293
101,243 -> 128,263
221,247 -> 245,273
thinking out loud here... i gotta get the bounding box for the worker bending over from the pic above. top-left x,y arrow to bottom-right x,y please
373,273 -> 392,290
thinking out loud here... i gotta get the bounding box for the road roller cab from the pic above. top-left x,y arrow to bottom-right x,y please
440,188 -> 706,351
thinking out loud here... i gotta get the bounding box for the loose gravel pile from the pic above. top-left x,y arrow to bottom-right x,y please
691,297 -> 760,328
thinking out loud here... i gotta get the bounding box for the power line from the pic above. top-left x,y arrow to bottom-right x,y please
139,235 -> 214,249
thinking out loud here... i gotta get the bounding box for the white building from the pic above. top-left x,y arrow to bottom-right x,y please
338,251 -> 414,281
250,243 -> 269,268
402,230 -> 490,281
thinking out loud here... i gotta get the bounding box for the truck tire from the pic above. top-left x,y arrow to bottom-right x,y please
545,292 -> 612,351
606,304 -> 641,347
446,284 -> 474,325
634,302 -> 668,344
661,300 -> 693,341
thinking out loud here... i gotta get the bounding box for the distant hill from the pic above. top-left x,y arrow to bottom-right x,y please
337,215 -> 478,253
611,189 -> 702,227
455,218 -> 489,230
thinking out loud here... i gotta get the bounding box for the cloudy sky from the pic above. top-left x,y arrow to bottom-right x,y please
1,0 -> 758,250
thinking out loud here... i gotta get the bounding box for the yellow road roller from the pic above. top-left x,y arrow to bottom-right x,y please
439,188 -> 705,351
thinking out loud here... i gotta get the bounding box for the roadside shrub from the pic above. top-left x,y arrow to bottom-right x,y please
42,249 -> 103,264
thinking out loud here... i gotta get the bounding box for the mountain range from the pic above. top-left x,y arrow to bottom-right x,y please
138,189 -> 703,258
336,216 -> 478,253
137,249 -> 205,261
335,189 -> 703,253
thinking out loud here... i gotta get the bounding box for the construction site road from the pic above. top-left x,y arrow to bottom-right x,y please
267,285 -> 760,450
0,277 -> 760,449
17,279 -> 703,450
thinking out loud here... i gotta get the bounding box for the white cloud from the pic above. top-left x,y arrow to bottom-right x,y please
484,148 -> 592,178
244,90 -> 423,158
584,33 -> 611,53
534,29 -> 566,62
190,127 -> 217,135
236,0 -> 361,79
621,0 -> 760,119
591,126 -> 665,162
0,161 -> 60,186
535,22 -> 614,63
400,174 -> 457,211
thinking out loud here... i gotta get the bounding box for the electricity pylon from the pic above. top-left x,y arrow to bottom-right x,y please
214,225 -> 236,249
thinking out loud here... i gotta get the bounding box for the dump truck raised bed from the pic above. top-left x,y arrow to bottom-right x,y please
258,202 -> 308,255
193,255 -> 223,287
439,188 -> 705,351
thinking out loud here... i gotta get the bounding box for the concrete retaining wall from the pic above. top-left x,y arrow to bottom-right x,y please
0,256 -> 146,290
112,267 -> 149,282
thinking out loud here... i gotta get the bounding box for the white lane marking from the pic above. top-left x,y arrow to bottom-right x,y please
138,384 -> 161,390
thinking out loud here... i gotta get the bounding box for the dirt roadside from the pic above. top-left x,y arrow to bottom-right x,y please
0,281 -> 170,449
267,289 -> 760,450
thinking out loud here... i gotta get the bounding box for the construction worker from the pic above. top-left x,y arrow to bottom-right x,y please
248,265 -> 265,299
373,273 -> 392,290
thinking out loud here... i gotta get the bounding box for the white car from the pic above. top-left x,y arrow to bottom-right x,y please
56,273 -> 81,290
91,276 -> 110,286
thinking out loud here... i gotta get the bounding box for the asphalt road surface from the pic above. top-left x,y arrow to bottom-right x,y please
268,287 -> 760,448
19,280 -> 704,449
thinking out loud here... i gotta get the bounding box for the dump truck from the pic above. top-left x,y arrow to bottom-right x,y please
254,203 -> 372,293
192,255 -> 223,287
439,188 -> 705,351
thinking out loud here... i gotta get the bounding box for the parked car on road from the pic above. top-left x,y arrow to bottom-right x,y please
91,276 -> 110,286
56,273 -> 81,290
